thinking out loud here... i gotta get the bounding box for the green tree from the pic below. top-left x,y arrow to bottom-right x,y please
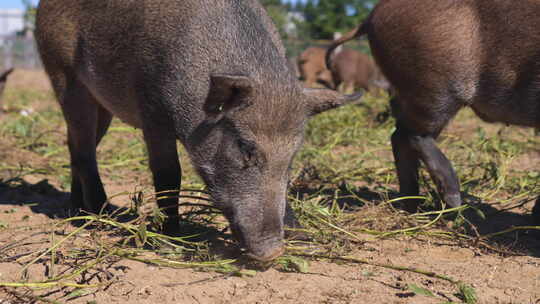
260,0 -> 283,6
260,0 -> 290,39
298,0 -> 378,39
262,0 -> 379,41
21,0 -> 37,33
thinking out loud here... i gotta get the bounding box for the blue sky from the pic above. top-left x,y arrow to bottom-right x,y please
1,0 -> 38,9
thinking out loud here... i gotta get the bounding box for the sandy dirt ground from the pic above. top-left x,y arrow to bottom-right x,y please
0,70 -> 539,304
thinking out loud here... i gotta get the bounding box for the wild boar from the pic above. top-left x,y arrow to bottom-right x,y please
328,48 -> 389,93
327,0 -> 540,218
35,0 -> 360,261
297,46 -> 333,88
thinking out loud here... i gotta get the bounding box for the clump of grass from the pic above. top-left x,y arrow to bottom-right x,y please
0,188 -> 480,303
0,189 -> 243,300
3,82 -> 540,303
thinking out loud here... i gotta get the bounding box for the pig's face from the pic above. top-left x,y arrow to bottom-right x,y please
188,74 -> 360,261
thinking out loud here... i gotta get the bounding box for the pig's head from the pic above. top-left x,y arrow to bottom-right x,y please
188,74 -> 361,261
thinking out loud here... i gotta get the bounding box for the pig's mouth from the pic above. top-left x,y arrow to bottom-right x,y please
246,245 -> 285,262
242,234 -> 286,262
218,204 -> 285,262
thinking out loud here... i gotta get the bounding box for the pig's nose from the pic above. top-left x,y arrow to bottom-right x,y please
247,244 -> 285,262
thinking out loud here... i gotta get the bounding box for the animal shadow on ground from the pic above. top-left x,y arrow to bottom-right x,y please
2,175 -> 539,260
291,166 -> 540,258
0,177 -> 75,218
459,191 -> 540,257
0,177 -> 241,260
290,181 -> 392,211
0,177 -> 140,236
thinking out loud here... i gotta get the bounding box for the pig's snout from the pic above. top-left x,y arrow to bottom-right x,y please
247,244 -> 285,262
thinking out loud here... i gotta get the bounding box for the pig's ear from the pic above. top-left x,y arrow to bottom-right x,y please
304,88 -> 363,116
205,74 -> 253,121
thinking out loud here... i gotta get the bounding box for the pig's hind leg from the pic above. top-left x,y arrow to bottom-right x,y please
54,74 -> 112,214
390,95 -> 463,212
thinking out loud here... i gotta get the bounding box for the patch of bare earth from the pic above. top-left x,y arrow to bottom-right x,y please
5,69 -> 52,92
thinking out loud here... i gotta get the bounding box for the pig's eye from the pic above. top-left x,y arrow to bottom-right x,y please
237,139 -> 261,168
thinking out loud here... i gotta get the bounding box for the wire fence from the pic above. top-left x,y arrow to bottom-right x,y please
0,34 -> 41,70
0,36 -> 367,71
0,36 -> 367,72
0,9 -> 41,70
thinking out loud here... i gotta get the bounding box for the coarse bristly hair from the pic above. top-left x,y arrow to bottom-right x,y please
35,0 -> 358,262
327,0 -> 540,219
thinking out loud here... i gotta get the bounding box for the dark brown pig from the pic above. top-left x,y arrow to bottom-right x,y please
297,47 -> 334,88
316,69 -> 335,90
35,0 -> 360,261
328,48 -> 390,93
327,0 -> 540,218
0,68 -> 14,115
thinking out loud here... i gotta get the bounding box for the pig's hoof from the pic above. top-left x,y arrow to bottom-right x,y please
247,246 -> 285,263
162,220 -> 180,236
98,203 -> 115,214
401,202 -> 419,213
532,199 -> 540,223
80,201 -> 114,215
443,193 -> 462,208
399,199 -> 420,213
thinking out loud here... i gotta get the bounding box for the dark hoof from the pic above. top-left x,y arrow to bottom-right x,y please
69,198 -> 84,210
162,219 -> 180,236
532,199 -> 540,223
401,202 -> 419,213
99,203 -> 116,214
443,193 -> 462,208
398,198 -> 420,213
82,203 -> 114,216
246,246 -> 285,263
